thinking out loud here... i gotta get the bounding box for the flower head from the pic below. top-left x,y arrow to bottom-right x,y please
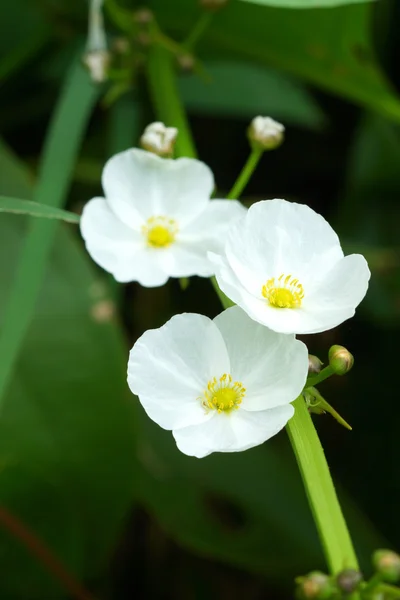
128,306 -> 308,458
248,116 -> 284,150
80,148 -> 245,287
210,199 -> 370,335
140,122 -> 178,156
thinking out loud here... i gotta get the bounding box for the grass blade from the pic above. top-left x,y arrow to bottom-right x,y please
0,196 -> 80,223
0,61 -> 99,407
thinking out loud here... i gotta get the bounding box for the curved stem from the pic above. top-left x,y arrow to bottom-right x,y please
145,42 -> 359,580
287,397 -> 359,574
183,11 -> 213,51
0,505 -> 97,600
306,365 -> 335,388
227,147 -> 263,200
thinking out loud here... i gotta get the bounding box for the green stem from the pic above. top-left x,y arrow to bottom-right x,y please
145,41 -> 359,581
146,45 -> 196,159
362,573 -> 383,595
183,11 -> 213,50
227,147 -> 263,200
377,584 -> 400,598
287,397 -> 359,575
306,365 -> 335,388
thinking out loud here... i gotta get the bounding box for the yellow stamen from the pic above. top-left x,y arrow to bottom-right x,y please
142,215 -> 178,248
262,273 -> 304,309
200,373 -> 246,413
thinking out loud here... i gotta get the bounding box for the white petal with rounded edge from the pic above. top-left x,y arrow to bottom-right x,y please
180,199 -> 247,253
80,197 -> 170,286
173,404 -> 294,458
102,148 -> 214,225
128,313 -> 230,430
214,306 -> 308,410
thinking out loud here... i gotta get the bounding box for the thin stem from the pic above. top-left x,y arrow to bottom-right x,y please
146,45 -> 196,159
0,505 -> 97,600
362,573 -> 383,595
227,147 -> 263,200
306,365 -> 335,388
183,11 -> 214,50
286,397 -> 359,575
377,584 -> 400,598
145,40 -> 359,582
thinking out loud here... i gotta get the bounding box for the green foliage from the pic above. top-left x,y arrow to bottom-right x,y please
0,196 -> 80,222
0,141 -> 137,598
238,0 -> 374,7
151,0 -> 400,120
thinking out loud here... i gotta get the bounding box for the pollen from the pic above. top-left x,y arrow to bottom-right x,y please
200,373 -> 246,413
142,216 -> 178,248
262,273 -> 304,309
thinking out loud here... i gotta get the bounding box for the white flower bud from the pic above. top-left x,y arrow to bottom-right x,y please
83,0 -> 110,83
82,50 -> 111,83
248,116 -> 285,151
140,122 -> 178,157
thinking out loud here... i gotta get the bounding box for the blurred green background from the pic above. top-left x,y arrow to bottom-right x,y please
0,0 -> 399,598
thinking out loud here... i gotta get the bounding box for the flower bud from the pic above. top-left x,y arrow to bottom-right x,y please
308,354 -> 323,375
140,122 -> 178,157
247,116 -> 285,151
336,569 -> 362,594
199,0 -> 230,10
373,549 -> 400,583
295,571 -> 334,599
328,345 -> 354,376
82,50 -> 111,83
133,8 -> 153,24
177,53 -> 195,72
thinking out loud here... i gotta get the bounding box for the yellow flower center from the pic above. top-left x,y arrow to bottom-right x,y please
262,273 -> 304,309
201,374 -> 246,413
142,216 -> 178,248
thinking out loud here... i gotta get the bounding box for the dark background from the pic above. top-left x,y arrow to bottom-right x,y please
0,0 -> 399,598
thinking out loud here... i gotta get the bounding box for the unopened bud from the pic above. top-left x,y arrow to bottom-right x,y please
328,345 -> 354,376
308,355 -> 323,375
140,122 -> 178,157
82,50 -> 111,83
295,571 -> 334,599
336,569 -> 362,594
133,8 -> 153,24
373,549 -> 400,583
247,116 -> 284,151
199,0 -> 230,10
177,53 -> 195,72
112,37 -> 130,55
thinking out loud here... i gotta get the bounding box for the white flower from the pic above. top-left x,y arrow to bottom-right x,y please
248,116 -> 284,150
210,199 -> 370,335
140,122 -> 178,156
128,305 -> 308,458
80,148 -> 245,287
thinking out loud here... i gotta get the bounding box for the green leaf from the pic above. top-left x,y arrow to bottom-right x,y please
0,60 -> 98,409
135,409 -> 385,580
150,0 -> 400,121
179,61 -> 325,128
238,0 -> 375,8
0,196 -> 80,223
0,143 -> 136,598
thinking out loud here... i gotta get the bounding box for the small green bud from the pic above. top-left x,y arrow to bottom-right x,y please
177,53 -> 195,72
328,345 -> 354,376
336,568 -> 363,594
247,116 -> 285,151
308,354 -> 323,375
295,571 -> 334,599
373,549 -> 400,583
133,8 -> 153,24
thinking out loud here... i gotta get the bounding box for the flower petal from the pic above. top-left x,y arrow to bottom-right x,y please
173,404 -> 294,458
180,199 -> 247,253
102,148 -> 214,226
128,313 -> 230,430
213,306 -> 308,410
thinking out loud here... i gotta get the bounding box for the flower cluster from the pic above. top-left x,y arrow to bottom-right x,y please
81,121 -> 371,458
